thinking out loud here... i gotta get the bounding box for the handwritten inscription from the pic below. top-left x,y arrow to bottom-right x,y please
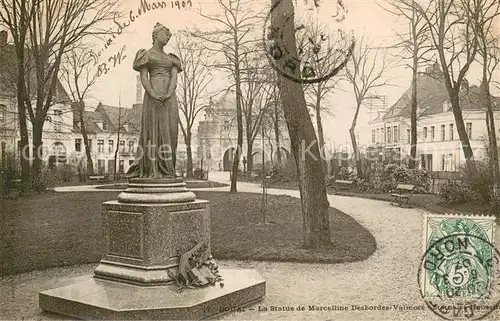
96,45 -> 127,78
106,1 -> 192,50
91,0 -> 193,66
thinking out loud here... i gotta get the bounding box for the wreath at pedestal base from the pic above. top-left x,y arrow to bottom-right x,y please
168,239 -> 223,293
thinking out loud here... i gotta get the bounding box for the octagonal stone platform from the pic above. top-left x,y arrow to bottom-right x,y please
39,178 -> 266,319
39,268 -> 265,320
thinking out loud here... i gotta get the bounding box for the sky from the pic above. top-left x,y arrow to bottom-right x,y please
86,0 -> 500,149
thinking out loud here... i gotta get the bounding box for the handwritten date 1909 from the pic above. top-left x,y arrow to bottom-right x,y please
97,45 -> 127,78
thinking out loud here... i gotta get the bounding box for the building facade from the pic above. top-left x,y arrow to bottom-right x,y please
367,62 -> 500,171
0,32 -> 76,167
196,89 -> 291,172
71,103 -> 142,175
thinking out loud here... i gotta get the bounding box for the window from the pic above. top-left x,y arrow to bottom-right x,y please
102,122 -> 107,131
128,140 -> 135,152
421,154 -> 433,171
87,139 -> 92,152
423,127 -> 428,141
107,159 -> 115,174
75,138 -> 82,152
108,140 -> 114,153
387,127 -> 392,143
54,109 -> 62,116
393,126 -> 398,142
442,101 -> 450,112
376,129 -> 380,143
120,140 -> 125,151
449,124 -> 454,140
119,160 -> 124,173
98,159 -> 105,174
372,129 -> 375,144
449,154 -> 456,171
381,128 -> 385,142
431,126 -> 435,141
466,122 -> 472,139
98,139 -> 104,153
441,154 -> 456,171
407,128 -> 410,143
441,125 -> 446,141
0,104 -> 5,123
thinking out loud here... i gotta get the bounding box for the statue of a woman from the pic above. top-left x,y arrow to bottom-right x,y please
127,23 -> 182,178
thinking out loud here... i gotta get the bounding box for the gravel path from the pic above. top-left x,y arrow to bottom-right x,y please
207,173 -> 500,321
2,173 -> 498,320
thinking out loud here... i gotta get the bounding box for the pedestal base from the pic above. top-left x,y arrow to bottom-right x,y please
94,199 -> 210,285
39,268 -> 265,320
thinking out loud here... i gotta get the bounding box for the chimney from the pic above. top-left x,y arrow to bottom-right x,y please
0,30 -> 7,46
136,75 -> 143,104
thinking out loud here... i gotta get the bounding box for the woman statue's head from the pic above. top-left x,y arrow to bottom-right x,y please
152,22 -> 172,45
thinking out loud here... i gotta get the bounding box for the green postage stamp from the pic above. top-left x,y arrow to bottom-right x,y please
419,213 -> 499,320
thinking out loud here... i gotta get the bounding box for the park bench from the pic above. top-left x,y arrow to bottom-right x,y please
89,175 -> 106,184
333,179 -> 354,191
390,184 -> 415,207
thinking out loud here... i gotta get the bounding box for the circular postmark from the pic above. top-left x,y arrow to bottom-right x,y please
262,0 -> 354,84
418,233 -> 500,320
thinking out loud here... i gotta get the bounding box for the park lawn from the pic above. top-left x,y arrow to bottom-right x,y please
0,191 -> 376,276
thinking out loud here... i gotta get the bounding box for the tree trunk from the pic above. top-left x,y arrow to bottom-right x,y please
78,101 -> 94,176
409,48 -> 418,169
230,67 -> 243,193
350,103 -> 363,178
315,92 -> 327,173
271,0 -> 331,249
486,111 -> 494,181
16,47 -> 30,194
183,130 -> 193,178
274,103 -> 282,165
349,128 -> 362,179
31,118 -> 44,186
481,58 -> 499,190
246,140 -> 254,174
113,122 -> 120,180
449,90 -> 477,176
438,52 -> 477,175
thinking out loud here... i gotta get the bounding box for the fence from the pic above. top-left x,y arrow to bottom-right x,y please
428,171 -> 463,194
364,170 -> 462,194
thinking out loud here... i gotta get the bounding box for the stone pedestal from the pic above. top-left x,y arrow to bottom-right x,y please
93,199 -> 210,285
39,178 -> 266,320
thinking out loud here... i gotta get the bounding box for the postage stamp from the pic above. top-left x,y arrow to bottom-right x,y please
262,0 -> 354,84
418,213 -> 499,320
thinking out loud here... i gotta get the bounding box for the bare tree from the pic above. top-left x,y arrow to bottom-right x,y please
381,0 -> 433,169
261,68 -> 286,165
269,0 -> 352,248
0,0 -> 40,193
192,0 -> 263,192
298,19 -> 347,173
412,0 -> 500,175
345,35 -> 388,179
473,0 -> 500,190
240,52 -> 270,174
60,44 -> 98,176
175,31 -> 214,178
17,0 -> 118,188
109,104 -> 136,180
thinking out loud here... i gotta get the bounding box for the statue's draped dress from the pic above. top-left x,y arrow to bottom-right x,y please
127,49 -> 182,178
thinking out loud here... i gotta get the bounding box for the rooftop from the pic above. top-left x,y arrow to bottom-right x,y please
374,62 -> 500,122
